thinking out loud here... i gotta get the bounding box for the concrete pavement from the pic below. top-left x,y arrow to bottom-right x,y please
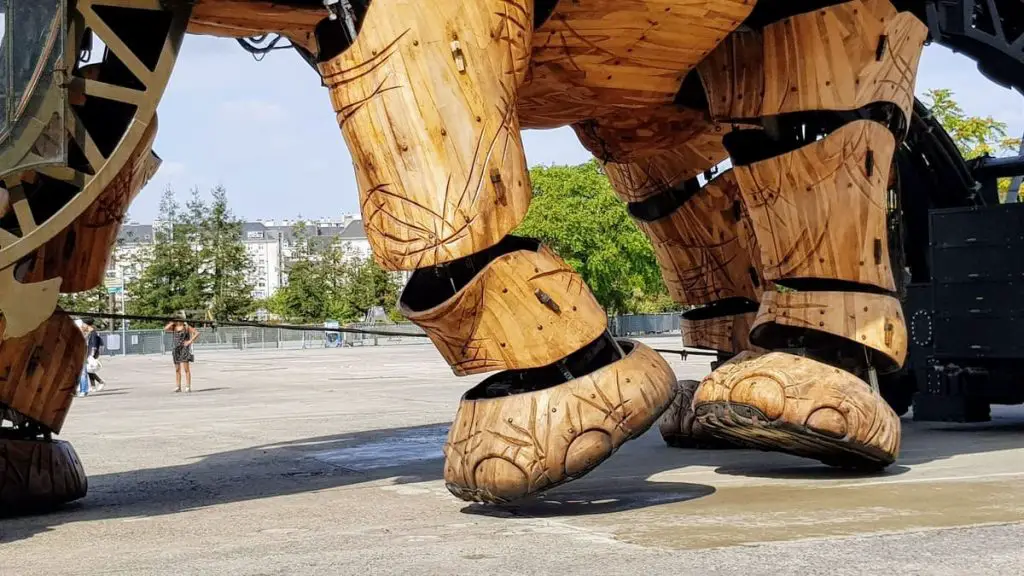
1,338 -> 1022,575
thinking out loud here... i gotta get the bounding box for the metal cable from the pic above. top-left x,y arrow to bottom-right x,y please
62,310 -> 430,339
61,312 -> 719,360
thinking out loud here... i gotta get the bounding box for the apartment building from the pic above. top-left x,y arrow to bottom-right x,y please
107,217 -> 381,299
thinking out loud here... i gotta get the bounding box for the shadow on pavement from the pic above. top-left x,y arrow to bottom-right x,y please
4,405 -> 1023,543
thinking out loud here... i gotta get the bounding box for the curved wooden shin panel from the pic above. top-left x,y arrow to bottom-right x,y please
21,120 -> 159,292
444,340 -> 675,503
734,119 -> 897,290
693,350 -> 901,467
0,312 -> 84,433
682,312 -> 758,354
635,171 -> 764,305
321,0 -> 533,271
573,107 -> 731,203
402,245 -> 607,376
753,290 -> 908,368
699,0 -> 928,124
518,0 -> 754,128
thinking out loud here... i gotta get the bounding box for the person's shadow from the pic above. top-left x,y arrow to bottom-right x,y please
3,405 -> 1023,543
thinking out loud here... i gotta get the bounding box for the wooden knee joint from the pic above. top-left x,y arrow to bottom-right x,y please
320,0 -> 534,271
400,237 -> 607,376
699,0 -> 928,126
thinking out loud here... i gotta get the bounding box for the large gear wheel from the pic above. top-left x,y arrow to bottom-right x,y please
0,0 -> 190,338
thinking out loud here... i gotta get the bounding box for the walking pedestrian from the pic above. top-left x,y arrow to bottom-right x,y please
164,313 -> 199,393
82,318 -> 105,392
74,318 -> 90,398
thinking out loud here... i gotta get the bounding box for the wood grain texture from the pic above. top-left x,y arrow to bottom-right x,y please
321,0 -> 533,271
0,312 -> 84,434
693,350 -> 901,468
573,106 -> 731,203
518,0 -> 754,128
658,379 -> 738,448
699,0 -> 928,124
21,118 -> 159,293
636,170 -> 764,305
682,312 -> 758,354
189,0 -> 320,51
753,289 -> 908,368
0,438 -> 87,511
401,245 -> 607,376
734,119 -> 897,290
444,340 -> 675,503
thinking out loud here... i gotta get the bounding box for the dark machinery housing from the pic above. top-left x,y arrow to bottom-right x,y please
879,0 -> 1024,421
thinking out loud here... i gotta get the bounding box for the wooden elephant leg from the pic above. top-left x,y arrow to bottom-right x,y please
318,0 -> 534,272
321,1 -> 675,503
688,0 -> 928,470
574,110 -> 766,448
0,310 -> 89,511
396,236 -> 675,503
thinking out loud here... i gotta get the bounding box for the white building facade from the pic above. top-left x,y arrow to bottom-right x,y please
109,217 -> 382,300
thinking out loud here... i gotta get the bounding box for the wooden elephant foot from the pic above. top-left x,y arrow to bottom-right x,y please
0,437 -> 87,513
443,337 -> 675,503
658,380 -> 741,450
692,351 -> 901,470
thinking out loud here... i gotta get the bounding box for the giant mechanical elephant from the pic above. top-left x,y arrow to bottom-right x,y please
0,0 -> 933,508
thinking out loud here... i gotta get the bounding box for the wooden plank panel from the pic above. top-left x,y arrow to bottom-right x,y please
733,119 -> 897,290
699,0 -> 927,124
635,170 -> 765,306
753,289 -> 908,368
0,312 -> 84,433
518,0 -> 754,128
682,312 -> 759,353
188,0 -> 321,51
402,244 -> 608,376
573,106 -> 732,203
320,0 -> 533,271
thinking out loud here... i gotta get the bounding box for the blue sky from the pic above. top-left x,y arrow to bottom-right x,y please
128,36 -> 1024,223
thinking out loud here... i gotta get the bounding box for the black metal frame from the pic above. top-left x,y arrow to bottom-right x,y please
918,0 -> 1024,94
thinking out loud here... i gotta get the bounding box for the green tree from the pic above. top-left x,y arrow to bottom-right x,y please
336,254 -> 402,321
515,160 -> 673,314
923,88 -> 1022,201
267,228 -> 402,324
59,287 -> 113,329
125,188 -> 206,326
125,186 -> 255,324
194,186 -> 256,320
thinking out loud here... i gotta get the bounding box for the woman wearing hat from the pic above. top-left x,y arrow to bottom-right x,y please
164,312 -> 200,393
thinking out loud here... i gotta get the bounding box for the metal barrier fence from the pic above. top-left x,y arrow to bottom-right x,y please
607,313 -> 681,337
94,313 -> 681,357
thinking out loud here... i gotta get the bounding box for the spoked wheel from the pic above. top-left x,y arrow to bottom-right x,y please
0,0 -> 190,338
